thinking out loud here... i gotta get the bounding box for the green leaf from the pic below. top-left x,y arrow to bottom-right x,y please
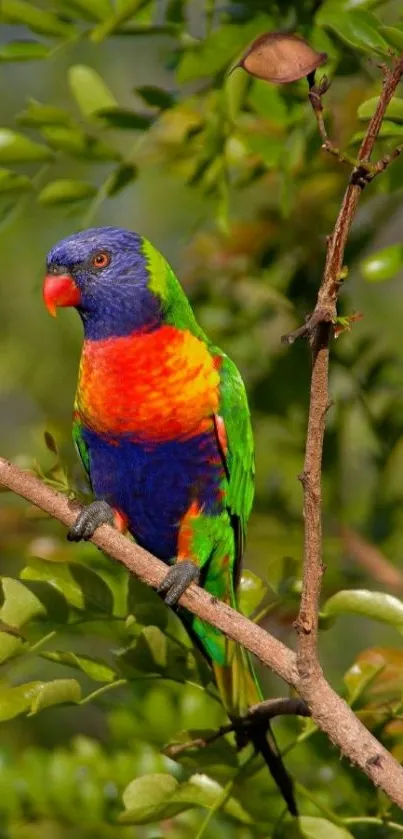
38,179 -> 97,205
177,15 -> 273,83
0,679 -> 81,721
107,163 -> 138,196
297,817 -> 354,839
238,570 -> 267,617
70,563 -> 115,613
97,108 -> 153,130
135,85 -> 176,110
379,26 -> 403,52
224,67 -> 250,122
318,8 -> 390,54
2,0 -> 75,37
59,0 -> 113,21
117,622 -> 209,685
361,244 -> 403,282
322,589 -> 403,631
0,40 -> 50,61
247,79 -> 288,124
117,626 -> 169,676
41,651 -> 116,683
0,168 -> 32,194
127,574 -> 168,629
17,99 -> 72,127
0,129 -> 53,163
121,773 -> 179,824
166,0 -> 186,24
29,679 -> 82,715
0,577 -> 44,627
172,774 -> 252,824
0,578 -> 44,662
0,682 -> 43,721
346,647 -> 403,704
21,559 -> 114,614
343,652 -> 385,704
90,0 -> 145,42
244,133 -> 283,169
20,580 -> 69,622
40,126 -> 119,161
68,65 -> 118,119
121,772 -> 252,825
358,96 -> 403,124
0,586 -> 34,663
133,625 -> 167,670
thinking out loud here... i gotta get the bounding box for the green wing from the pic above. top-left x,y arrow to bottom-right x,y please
72,411 -> 92,487
214,353 -> 255,569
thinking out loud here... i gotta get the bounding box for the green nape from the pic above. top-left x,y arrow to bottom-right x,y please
141,237 -> 208,340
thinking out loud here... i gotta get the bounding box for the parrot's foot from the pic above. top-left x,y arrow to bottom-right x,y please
67,500 -> 115,542
158,560 -> 200,606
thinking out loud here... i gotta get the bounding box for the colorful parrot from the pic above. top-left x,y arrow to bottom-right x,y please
43,226 -> 296,815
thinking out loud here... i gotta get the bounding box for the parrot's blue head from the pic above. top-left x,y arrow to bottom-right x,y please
43,226 -> 164,339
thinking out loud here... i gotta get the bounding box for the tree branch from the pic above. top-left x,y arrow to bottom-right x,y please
294,55 -> 403,670
284,53 -> 403,806
1,456 -> 403,808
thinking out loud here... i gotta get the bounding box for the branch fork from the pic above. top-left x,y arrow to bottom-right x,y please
283,57 -> 403,347
164,697 -> 311,759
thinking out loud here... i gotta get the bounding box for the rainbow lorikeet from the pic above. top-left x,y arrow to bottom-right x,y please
43,226 -> 296,814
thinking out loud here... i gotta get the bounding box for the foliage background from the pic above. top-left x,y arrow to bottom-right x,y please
2,0 -> 403,836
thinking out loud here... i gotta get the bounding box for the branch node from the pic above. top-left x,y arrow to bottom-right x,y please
298,470 -> 307,487
308,74 -> 331,111
281,307 -> 334,346
366,754 -> 384,769
350,165 -> 372,189
294,616 -> 312,636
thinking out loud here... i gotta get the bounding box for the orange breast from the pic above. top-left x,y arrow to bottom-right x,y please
76,325 -> 220,442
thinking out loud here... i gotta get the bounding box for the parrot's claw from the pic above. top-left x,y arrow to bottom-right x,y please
158,560 -> 200,606
67,500 -> 115,542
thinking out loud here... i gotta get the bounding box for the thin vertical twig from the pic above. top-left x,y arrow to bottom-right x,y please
287,56 -> 403,682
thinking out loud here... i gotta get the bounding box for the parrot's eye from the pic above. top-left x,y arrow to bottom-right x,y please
91,251 -> 111,270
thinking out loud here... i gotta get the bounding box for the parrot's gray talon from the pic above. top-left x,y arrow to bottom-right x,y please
158,560 -> 200,606
67,500 -> 114,542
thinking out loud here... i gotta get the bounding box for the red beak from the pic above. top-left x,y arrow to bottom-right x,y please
43,274 -> 81,317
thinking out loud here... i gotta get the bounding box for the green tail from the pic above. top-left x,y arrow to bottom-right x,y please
188,549 -> 297,816
213,647 -> 298,817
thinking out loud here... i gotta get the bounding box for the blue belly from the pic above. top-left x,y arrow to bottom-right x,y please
81,428 -> 224,561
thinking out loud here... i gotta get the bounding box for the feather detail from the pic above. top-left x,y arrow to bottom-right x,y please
76,325 -> 220,442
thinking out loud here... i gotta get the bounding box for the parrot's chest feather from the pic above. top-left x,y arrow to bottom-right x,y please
76,325 -> 220,441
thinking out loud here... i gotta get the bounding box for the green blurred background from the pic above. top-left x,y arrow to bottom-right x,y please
1,0 -> 403,836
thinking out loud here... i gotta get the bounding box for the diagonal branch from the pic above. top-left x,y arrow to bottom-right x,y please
1,456 -> 403,808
